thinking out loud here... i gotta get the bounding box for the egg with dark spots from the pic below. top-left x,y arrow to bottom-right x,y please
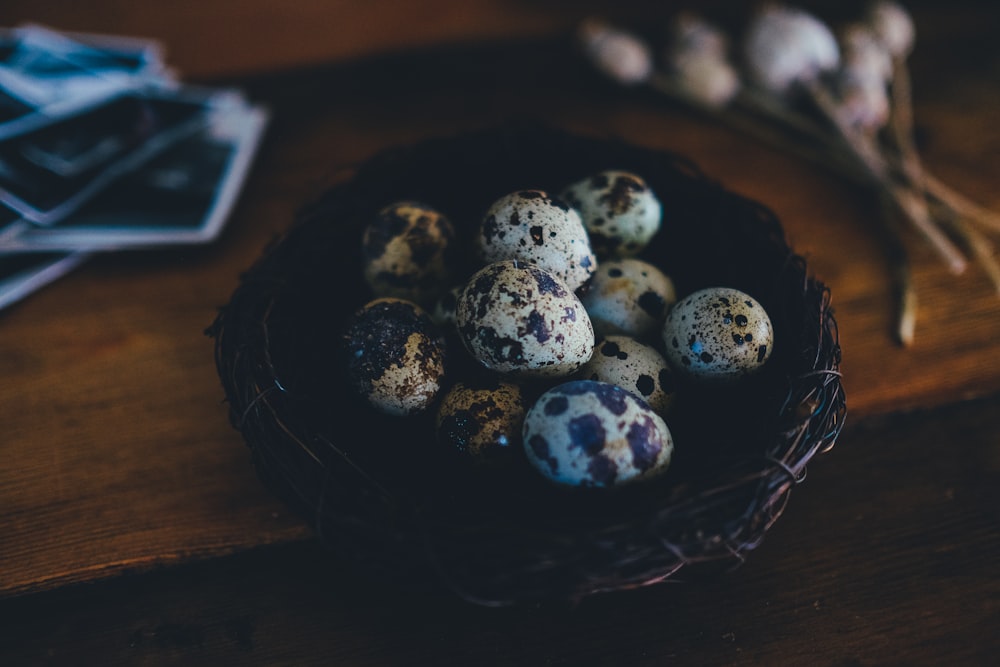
522,380 -> 673,487
343,298 -> 447,416
456,260 -> 594,377
476,189 -> 596,291
576,335 -> 676,416
561,170 -> 662,258
435,379 -> 527,466
661,287 -> 774,383
580,258 -> 676,340
362,201 -> 454,305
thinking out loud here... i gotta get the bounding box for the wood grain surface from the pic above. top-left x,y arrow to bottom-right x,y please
1,1 -> 999,663
3,396 -> 998,665
3,0 -> 570,80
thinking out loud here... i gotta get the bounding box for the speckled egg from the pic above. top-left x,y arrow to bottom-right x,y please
560,170 -> 662,258
576,336 -> 676,416
477,190 -> 596,292
522,380 -> 673,488
661,287 -> 774,383
435,379 -> 527,466
456,260 -> 594,377
580,258 -> 676,340
362,201 -> 455,305
343,298 -> 447,416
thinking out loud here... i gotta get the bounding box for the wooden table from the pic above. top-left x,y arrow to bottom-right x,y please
2,1 -> 998,664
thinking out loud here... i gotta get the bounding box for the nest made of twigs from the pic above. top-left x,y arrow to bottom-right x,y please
209,122 -> 845,606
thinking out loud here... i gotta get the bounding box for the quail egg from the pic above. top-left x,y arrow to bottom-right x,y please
435,379 -> 527,466
576,335 -> 676,416
343,298 -> 447,416
362,201 -> 454,305
456,260 -> 594,377
477,190 -> 596,292
561,170 -> 662,258
522,380 -> 673,488
661,286 -> 774,383
580,258 -> 676,340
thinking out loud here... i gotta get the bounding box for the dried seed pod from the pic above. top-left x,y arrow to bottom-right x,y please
866,0 -> 915,58
743,4 -> 840,94
578,18 -> 654,86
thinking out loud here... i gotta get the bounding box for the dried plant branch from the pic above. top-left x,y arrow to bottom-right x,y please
805,79 -> 968,275
578,3 -> 1000,347
923,172 -> 1000,234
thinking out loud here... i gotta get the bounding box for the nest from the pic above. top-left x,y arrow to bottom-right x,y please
209,122 -> 845,606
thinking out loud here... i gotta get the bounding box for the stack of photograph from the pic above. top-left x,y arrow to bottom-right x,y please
0,24 -> 268,310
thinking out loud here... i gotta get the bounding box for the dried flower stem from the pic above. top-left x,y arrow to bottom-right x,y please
879,194 -> 917,346
887,56 -> 921,177
933,201 -> 1000,294
647,74 -> 841,166
923,172 -> 1000,234
738,83 -> 1000,237
733,68 -> 1000,280
752,63 -> 1000,233
587,11 -> 1000,346
648,73 -> 866,185
736,86 -> 835,139
806,79 -> 968,274
895,258 -> 917,346
739,77 -> 981,282
886,54 -> 1000,289
648,72 -> 918,344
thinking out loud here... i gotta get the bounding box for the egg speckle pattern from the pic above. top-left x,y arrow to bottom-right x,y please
581,258 -> 676,340
362,201 -> 454,304
344,298 -> 447,416
477,190 -> 596,291
435,379 -> 527,465
576,335 -> 676,416
522,380 -> 673,487
456,260 -> 594,377
662,287 -> 774,383
561,170 -> 662,258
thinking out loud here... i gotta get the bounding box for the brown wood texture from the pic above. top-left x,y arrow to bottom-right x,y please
2,396 -> 998,665
2,0 -> 574,80
1,2 -> 999,660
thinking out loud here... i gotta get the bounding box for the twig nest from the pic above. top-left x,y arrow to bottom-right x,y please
210,123 -> 845,606
456,259 -> 595,378
743,4 -> 841,94
522,380 -> 674,488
